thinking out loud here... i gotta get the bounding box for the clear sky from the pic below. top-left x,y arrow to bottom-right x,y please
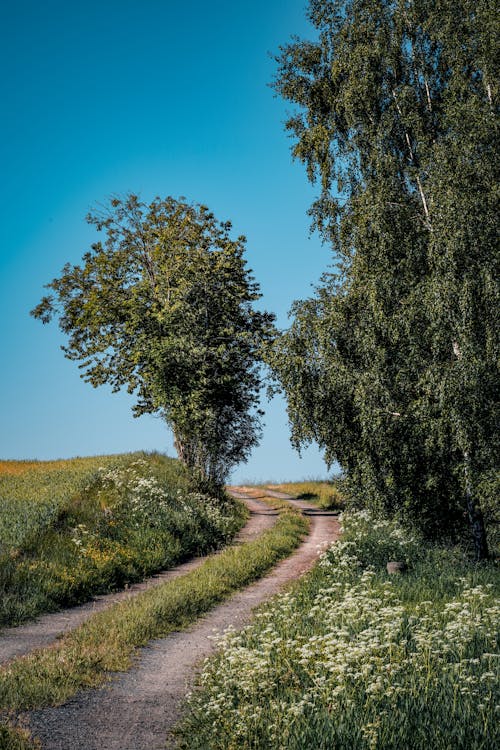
0,0 -> 335,482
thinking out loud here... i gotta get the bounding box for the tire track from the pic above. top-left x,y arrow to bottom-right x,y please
0,496 -> 275,665
25,489 -> 340,750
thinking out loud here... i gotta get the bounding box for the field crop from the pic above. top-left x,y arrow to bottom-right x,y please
0,455 -> 124,550
0,453 -> 244,628
178,510 -> 499,750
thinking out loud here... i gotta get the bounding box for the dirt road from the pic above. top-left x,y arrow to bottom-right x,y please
0,496 -> 275,665
24,489 -> 340,750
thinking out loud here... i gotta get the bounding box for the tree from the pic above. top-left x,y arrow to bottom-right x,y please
270,0 -> 498,557
32,195 -> 275,494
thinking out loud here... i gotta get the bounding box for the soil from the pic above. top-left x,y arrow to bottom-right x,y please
20,489 -> 340,750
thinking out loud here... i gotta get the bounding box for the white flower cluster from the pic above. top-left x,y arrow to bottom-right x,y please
97,462 -> 186,526
319,510 -> 421,572
183,511 -> 499,749
70,522 -> 96,554
96,463 -> 236,539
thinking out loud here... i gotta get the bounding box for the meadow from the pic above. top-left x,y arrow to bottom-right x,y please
0,453 -> 244,628
264,480 -> 345,510
2,464 -> 497,750
178,510 -> 500,750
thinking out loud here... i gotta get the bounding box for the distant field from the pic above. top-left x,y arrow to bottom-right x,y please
265,480 -> 345,510
0,455 -> 134,550
0,456 -> 114,476
0,453 -> 244,628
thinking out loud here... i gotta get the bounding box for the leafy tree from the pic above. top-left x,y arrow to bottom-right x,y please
32,195 -> 275,494
270,0 -> 498,557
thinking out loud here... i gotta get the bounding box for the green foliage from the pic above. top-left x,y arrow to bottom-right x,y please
0,497 -> 307,715
0,455 -> 140,550
0,723 -> 38,750
31,196 -> 275,491
0,454 -> 244,628
269,0 -> 499,556
177,511 -> 500,750
476,470 -> 500,553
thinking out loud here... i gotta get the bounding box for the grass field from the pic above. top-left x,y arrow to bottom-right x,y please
177,510 -> 500,750
0,453 -> 244,628
264,480 -> 345,510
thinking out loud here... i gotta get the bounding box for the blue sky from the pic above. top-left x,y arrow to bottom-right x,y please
0,0 -> 335,482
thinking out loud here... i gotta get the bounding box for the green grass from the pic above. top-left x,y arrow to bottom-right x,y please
0,455 -> 130,550
0,495 -> 307,725
177,510 -> 499,750
0,453 -> 244,628
263,480 -> 345,510
0,722 -> 39,750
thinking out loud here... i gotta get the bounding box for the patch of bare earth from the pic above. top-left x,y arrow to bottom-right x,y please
24,490 -> 340,750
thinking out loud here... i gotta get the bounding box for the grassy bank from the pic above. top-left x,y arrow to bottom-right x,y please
0,494 -> 307,747
0,453 -> 244,628
177,510 -> 499,750
264,480 -> 345,510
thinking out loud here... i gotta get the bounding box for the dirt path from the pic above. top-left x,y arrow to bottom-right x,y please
0,496 -> 276,665
25,489 -> 340,750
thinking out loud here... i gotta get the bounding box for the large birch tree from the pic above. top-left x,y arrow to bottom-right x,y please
270,0 -> 498,557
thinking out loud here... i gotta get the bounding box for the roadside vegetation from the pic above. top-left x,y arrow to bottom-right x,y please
0,453 -> 244,628
177,510 -> 500,750
3,0 -> 496,746
264,480 -> 345,511
0,723 -> 37,750
0,494 -> 307,746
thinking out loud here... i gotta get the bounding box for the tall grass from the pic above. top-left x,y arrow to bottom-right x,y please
0,455 -> 125,550
177,511 -> 499,750
0,453 -> 244,628
0,722 -> 38,750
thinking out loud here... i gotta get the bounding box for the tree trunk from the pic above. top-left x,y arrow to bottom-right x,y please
463,450 -> 489,561
173,428 -> 223,496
